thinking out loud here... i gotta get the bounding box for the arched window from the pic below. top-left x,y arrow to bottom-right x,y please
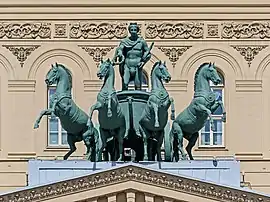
128,71 -> 149,91
47,85 -> 68,147
199,71 -> 225,147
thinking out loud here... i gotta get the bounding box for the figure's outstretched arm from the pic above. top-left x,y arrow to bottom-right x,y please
112,43 -> 125,65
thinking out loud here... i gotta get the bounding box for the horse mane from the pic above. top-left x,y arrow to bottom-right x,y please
150,61 -> 160,77
194,62 -> 210,92
57,64 -> 73,88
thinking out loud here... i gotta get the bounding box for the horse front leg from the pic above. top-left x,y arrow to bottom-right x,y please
107,94 -> 112,118
139,124 -> 149,161
170,97 -> 175,120
151,102 -> 160,128
87,102 -> 102,126
218,100 -> 226,122
33,109 -> 52,129
196,103 -> 215,131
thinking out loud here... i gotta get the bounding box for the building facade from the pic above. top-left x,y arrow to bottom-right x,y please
0,0 -> 270,196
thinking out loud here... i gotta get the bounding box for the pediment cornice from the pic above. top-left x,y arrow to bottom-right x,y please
0,164 -> 269,202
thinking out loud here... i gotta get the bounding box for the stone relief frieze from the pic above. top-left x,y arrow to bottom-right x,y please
69,22 -> 129,39
3,45 -> 40,67
54,24 -> 67,38
0,165 -> 269,202
0,22 -> 51,39
145,22 -> 204,39
231,45 -> 268,66
156,46 -> 191,67
79,45 -> 116,66
222,22 -> 270,39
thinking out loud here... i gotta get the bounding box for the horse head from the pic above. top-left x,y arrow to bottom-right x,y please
45,62 -> 60,86
205,62 -> 221,85
152,60 -> 171,83
97,58 -> 113,80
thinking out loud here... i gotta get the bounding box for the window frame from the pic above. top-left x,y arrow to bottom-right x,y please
198,72 -> 225,148
47,85 -> 69,147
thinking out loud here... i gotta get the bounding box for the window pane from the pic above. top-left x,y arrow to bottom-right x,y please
61,132 -> 68,145
49,88 -> 56,96
201,132 -> 210,145
49,132 -> 59,145
49,118 -> 58,132
213,133 -> 222,145
213,89 -> 223,115
215,120 -> 222,132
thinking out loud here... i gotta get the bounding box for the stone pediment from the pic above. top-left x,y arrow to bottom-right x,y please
0,163 -> 269,202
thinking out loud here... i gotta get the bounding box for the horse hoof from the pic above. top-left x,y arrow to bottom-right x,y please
154,123 -> 160,128
33,124 -> 39,129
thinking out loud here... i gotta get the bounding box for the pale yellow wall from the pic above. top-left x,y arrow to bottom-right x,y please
0,0 -> 270,194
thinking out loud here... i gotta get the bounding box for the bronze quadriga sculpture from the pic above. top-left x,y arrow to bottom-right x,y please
34,22 -> 226,162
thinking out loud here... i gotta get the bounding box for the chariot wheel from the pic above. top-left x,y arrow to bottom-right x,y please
164,127 -> 173,162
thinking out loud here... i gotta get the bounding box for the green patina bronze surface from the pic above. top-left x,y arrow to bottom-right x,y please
88,59 -> 126,162
167,62 -> 226,161
139,61 -> 175,161
112,22 -> 153,91
34,63 -> 99,161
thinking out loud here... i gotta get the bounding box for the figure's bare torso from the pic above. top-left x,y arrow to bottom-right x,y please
125,41 -> 143,70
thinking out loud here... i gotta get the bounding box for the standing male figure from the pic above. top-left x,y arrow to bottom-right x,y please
113,22 -> 154,91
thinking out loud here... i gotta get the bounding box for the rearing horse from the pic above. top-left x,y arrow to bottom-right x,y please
88,58 -> 126,161
34,63 -> 99,161
169,62 -> 226,161
139,61 -> 175,161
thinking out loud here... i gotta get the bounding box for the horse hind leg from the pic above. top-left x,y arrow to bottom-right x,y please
186,132 -> 199,160
156,130 -> 164,161
64,134 -> 77,160
172,122 -> 187,161
116,125 -> 126,161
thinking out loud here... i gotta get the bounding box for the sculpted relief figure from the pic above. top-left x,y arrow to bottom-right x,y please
113,22 -> 154,91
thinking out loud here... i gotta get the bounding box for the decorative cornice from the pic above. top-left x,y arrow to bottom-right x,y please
235,80 -> 262,92
8,80 -> 36,92
222,22 -> 270,39
156,46 -> 191,67
79,45 -> 116,66
0,165 -> 269,202
145,22 -> 204,39
164,80 -> 188,92
3,45 -> 40,67
69,22 -> 129,39
231,45 -> 267,67
83,80 -> 103,92
0,22 -> 51,39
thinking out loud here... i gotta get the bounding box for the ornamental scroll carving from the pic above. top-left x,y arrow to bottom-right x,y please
0,22 -> 51,39
70,22 -> 129,39
3,45 -> 40,67
222,22 -> 270,39
0,165 -> 269,202
231,45 -> 267,66
157,46 -> 191,67
145,22 -> 204,39
79,45 -> 116,66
